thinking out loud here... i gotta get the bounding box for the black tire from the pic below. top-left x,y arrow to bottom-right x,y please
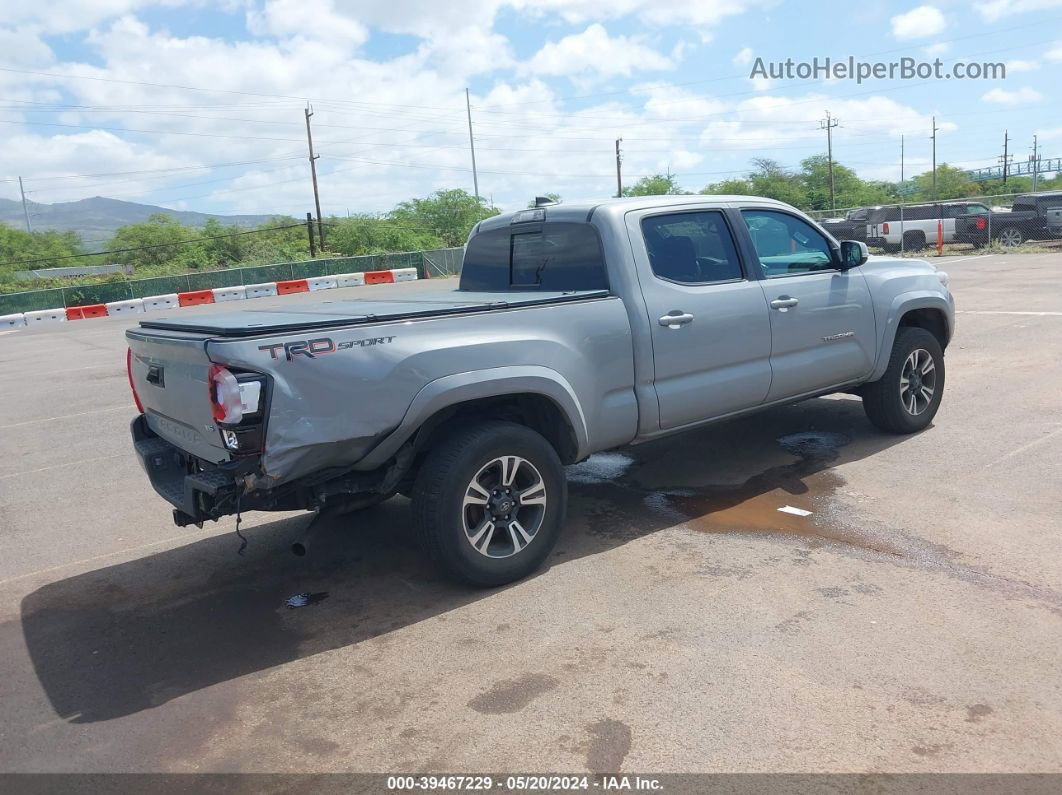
411,421 -> 567,587
902,231 -> 926,252
862,327 -> 945,434
995,226 -> 1024,247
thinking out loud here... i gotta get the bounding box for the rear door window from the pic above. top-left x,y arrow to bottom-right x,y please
461,222 -> 608,291
641,211 -> 744,284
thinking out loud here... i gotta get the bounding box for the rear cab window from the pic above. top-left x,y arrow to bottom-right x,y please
461,221 -> 608,292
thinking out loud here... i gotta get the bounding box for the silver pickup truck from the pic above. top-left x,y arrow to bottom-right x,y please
127,195 -> 954,586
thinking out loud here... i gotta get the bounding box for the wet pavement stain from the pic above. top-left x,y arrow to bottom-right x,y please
467,673 -> 558,715
571,429 -> 1062,616
584,718 -> 632,774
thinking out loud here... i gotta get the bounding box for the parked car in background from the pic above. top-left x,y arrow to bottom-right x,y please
819,207 -> 868,243
954,191 -> 1062,247
1048,207 -> 1062,238
866,201 -> 992,252
127,195 -> 953,586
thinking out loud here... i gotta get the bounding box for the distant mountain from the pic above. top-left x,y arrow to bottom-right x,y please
0,196 -> 280,240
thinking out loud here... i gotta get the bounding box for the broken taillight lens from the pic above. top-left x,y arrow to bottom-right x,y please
208,364 -> 243,425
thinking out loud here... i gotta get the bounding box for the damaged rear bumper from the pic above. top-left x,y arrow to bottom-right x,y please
131,415 -> 258,526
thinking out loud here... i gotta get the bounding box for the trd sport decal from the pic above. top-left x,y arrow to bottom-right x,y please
259,335 -> 396,361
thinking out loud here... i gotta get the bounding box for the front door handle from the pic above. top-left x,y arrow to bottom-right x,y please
770,296 -> 799,311
659,312 -> 694,328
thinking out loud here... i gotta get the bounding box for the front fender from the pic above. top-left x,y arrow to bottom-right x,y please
870,291 -> 955,381
353,365 -> 590,469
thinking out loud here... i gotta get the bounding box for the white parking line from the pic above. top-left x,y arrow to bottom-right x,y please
983,427 -> 1062,469
0,405 -> 130,430
0,453 -> 125,481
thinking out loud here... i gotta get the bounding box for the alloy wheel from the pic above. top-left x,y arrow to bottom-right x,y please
461,456 -> 547,559
899,348 -> 937,416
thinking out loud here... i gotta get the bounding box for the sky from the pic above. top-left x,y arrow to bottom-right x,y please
0,0 -> 1060,221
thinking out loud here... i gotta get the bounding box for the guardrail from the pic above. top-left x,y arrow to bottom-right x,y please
0,247 -> 464,316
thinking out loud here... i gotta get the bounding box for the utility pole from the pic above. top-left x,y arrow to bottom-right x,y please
899,135 -> 905,250
465,88 -> 480,203
304,104 -> 325,250
305,212 -> 316,258
1000,130 -> 1010,185
615,138 -> 623,198
18,176 -> 32,233
820,110 -> 839,211
930,115 -> 939,199
1031,134 -> 1039,192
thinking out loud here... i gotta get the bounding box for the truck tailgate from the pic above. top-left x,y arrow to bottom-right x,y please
126,327 -> 229,463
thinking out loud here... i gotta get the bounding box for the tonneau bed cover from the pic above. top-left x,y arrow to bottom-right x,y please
137,288 -> 611,338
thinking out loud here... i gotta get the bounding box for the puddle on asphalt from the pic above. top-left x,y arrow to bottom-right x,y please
574,432 -> 908,556
573,432 -> 1062,613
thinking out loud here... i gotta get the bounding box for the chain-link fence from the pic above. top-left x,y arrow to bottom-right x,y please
806,191 -> 1034,223
0,248 -> 463,315
806,189 -> 1062,254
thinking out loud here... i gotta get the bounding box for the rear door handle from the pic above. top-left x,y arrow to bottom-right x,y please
659,312 -> 694,328
770,296 -> 799,311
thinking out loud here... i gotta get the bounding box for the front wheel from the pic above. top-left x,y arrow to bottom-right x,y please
862,327 -> 945,434
411,421 -> 567,587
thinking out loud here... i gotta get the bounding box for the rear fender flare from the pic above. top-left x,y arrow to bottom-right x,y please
353,365 -> 589,469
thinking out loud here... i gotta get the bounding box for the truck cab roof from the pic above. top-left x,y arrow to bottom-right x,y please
474,194 -> 794,233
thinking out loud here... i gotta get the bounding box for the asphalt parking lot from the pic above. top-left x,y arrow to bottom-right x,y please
1,252 -> 1060,774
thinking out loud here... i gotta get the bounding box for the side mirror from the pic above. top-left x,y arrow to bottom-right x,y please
839,240 -> 868,270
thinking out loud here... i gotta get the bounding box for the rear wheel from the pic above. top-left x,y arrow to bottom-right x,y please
995,226 -> 1023,247
411,421 -> 567,586
862,327 -> 945,434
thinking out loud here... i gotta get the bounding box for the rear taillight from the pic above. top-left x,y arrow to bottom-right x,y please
208,364 -> 244,424
126,348 -> 144,413
975,217 -> 987,230
882,222 -> 890,234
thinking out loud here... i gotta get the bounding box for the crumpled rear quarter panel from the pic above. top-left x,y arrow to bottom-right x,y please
206,296 -> 635,485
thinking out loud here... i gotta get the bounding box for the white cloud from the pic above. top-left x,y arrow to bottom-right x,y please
1046,43 -> 1062,62
732,47 -> 753,66
1006,59 -> 1040,72
518,0 -> 765,29
248,0 -> 368,48
890,6 -> 946,41
0,26 -> 55,67
524,24 -> 673,82
923,42 -> 950,56
977,0 -> 1062,22
981,86 -> 1044,104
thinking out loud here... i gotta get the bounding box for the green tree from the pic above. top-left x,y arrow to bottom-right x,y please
106,213 -> 208,271
743,158 -> 807,207
388,188 -> 498,247
327,215 -> 443,257
0,227 -> 84,278
699,177 -> 753,196
910,163 -> 981,201
798,155 -> 897,211
622,173 -> 690,196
